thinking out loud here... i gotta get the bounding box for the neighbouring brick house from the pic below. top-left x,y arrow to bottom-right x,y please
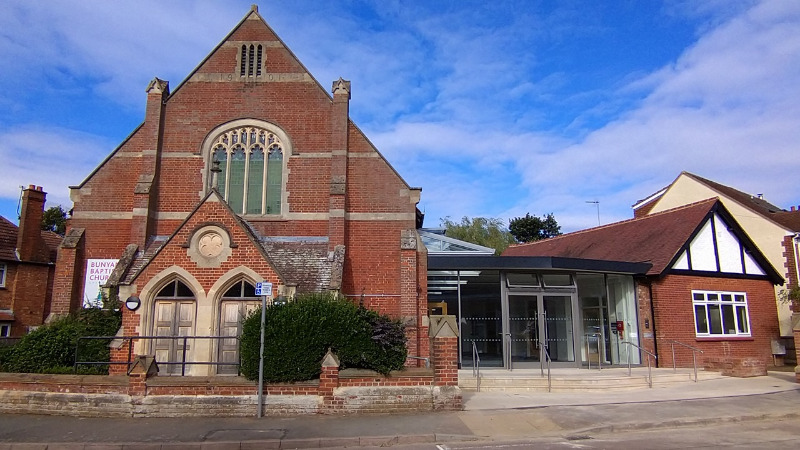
633,172 -> 800,347
504,199 -> 784,373
52,6 -> 429,375
0,186 -> 62,338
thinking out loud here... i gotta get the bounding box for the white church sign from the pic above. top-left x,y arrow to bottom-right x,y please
83,259 -> 118,308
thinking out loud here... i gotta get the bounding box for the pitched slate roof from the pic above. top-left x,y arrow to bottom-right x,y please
683,172 -> 784,214
0,216 -> 61,263
504,199 -> 719,277
259,237 -> 338,293
635,172 -> 798,231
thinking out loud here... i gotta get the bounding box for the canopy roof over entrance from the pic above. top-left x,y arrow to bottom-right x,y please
428,255 -> 651,275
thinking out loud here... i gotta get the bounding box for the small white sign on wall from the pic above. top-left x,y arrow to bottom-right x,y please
83,259 -> 118,308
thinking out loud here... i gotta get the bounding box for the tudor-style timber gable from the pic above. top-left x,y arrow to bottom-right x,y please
670,211 -> 767,277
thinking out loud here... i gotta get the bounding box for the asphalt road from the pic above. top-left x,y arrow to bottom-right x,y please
1,390 -> 799,447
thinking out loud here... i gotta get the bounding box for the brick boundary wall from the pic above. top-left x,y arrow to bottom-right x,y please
0,316 -> 463,416
0,368 -> 457,417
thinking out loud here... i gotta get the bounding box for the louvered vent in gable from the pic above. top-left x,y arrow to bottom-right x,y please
239,43 -> 264,78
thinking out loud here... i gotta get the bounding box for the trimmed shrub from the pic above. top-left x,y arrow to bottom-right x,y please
240,292 -> 407,382
0,308 -> 122,374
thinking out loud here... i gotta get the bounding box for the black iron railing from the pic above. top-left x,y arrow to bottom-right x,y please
74,335 -> 241,376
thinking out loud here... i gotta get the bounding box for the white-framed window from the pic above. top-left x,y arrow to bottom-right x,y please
211,126 -> 284,215
0,262 -> 6,287
692,290 -> 750,337
0,323 -> 9,337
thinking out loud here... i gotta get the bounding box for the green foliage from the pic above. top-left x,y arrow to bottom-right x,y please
778,285 -> 800,305
440,216 -> 517,255
41,205 -> 68,235
0,308 -> 122,374
508,212 -> 561,243
240,292 -> 407,382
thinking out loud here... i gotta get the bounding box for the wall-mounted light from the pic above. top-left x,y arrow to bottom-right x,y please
125,296 -> 141,311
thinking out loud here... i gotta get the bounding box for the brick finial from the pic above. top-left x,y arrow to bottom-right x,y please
145,77 -> 169,95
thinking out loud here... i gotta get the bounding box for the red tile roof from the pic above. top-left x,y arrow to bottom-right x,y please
0,216 -> 61,263
504,199 -> 718,276
633,172 -> 800,233
683,172 -> 784,214
772,211 -> 800,233
0,216 -> 17,261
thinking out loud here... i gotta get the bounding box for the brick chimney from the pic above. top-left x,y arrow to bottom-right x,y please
17,185 -> 47,262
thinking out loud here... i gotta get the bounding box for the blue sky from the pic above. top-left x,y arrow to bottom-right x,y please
1,0 -> 798,232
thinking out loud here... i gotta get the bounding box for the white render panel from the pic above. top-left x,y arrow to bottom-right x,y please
689,220 -> 716,271
744,251 -> 766,275
673,250 -> 690,270
715,214 -> 744,274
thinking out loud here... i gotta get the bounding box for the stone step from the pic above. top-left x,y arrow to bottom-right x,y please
458,369 -> 723,392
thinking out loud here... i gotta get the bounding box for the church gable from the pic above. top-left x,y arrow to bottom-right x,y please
670,210 -> 772,279
128,192 -> 283,291
182,8 -> 314,90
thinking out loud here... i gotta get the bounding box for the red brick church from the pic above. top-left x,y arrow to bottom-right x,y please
51,6 -> 428,374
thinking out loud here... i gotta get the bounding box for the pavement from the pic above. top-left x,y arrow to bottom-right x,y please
0,369 -> 799,449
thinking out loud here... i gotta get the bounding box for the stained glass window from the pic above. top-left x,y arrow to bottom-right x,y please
210,126 -> 283,215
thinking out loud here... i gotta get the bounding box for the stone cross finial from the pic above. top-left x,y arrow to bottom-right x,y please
331,77 -> 351,99
146,77 -> 169,95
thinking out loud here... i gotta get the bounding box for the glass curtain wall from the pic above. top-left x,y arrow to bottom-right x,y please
429,269 -> 639,368
428,270 -> 502,368
460,270 -> 502,367
576,273 -> 640,365
608,274 -> 640,364
577,274 -> 609,365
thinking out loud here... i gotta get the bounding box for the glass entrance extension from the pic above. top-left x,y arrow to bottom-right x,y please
428,265 -> 641,369
506,294 -> 576,367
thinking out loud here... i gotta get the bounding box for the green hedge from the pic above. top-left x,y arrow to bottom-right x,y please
0,308 -> 122,374
240,292 -> 407,382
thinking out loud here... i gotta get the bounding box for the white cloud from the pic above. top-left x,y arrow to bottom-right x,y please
0,126 -> 113,207
374,0 -> 800,232
1,0 -> 796,234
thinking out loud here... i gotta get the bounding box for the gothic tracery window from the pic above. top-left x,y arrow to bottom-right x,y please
211,126 -> 283,215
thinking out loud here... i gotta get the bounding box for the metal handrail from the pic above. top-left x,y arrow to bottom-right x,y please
622,341 -> 657,388
75,335 -> 241,376
506,333 -> 513,371
584,333 -> 602,370
541,346 -> 552,392
472,341 -> 481,392
665,339 -> 704,382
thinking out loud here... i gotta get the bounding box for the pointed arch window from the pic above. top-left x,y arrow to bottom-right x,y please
211,126 -> 284,215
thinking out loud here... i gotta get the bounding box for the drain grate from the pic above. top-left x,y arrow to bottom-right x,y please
565,434 -> 593,441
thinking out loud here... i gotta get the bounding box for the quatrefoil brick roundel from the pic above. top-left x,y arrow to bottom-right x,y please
188,226 -> 232,268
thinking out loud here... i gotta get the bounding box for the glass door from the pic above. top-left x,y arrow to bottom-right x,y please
507,295 -> 540,364
506,294 -> 576,366
543,295 -> 575,362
